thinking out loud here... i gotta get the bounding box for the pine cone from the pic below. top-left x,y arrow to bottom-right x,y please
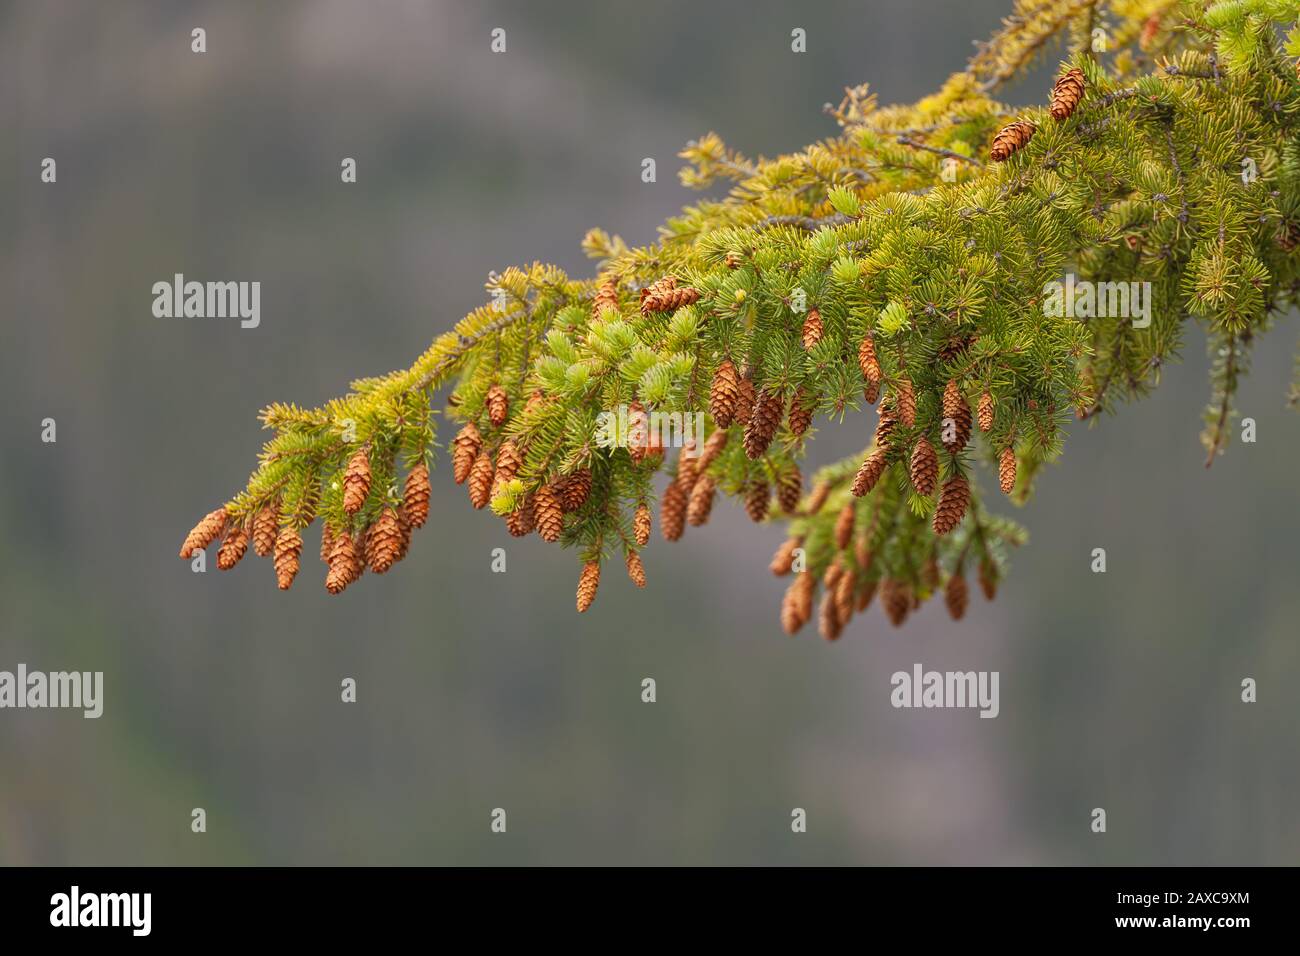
932,474 -> 971,535
941,380 -> 972,452
858,332 -> 881,385
990,120 -> 1035,162
273,526 -> 303,590
576,561 -> 600,612
909,437 -> 939,496
1049,68 -> 1086,121
999,446 -> 1017,495
674,449 -> 699,494
744,479 -> 770,523
217,526 -> 248,571
468,449 -> 494,509
325,531 -> 362,594
895,377 -> 916,427
855,536 -> 873,574
977,391 -> 995,432
819,592 -> 844,641
180,508 -> 228,559
626,551 -> 646,588
251,504 -> 278,557
343,447 -> 372,514
535,484 -> 564,542
560,468 -> 591,512
709,359 -> 740,428
319,523 -> 335,564
851,450 -> 888,497
776,467 -> 802,514
633,502 -> 652,546
496,440 -> 523,481
743,389 -> 783,459
505,496 -> 536,537
697,429 -> 729,471
945,573 -> 969,620
787,388 -> 813,436
834,571 -> 855,627
770,537 -> 800,576
687,474 -> 716,526
659,481 -> 688,541
486,384 -> 509,427
403,463 -> 431,528
856,577 -> 878,613
734,376 -> 756,425
452,422 -> 482,484
801,308 -> 823,349
627,400 -> 648,463
593,275 -> 620,318
364,508 -> 403,574
863,380 -> 881,405
979,557 -> 998,601
806,480 -> 831,514
641,286 -> 701,314
781,573 -> 816,634
880,578 -> 911,627
875,403 -> 897,449
834,503 -> 855,550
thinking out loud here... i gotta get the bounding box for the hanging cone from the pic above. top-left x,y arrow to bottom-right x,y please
452,422 -> 481,484
834,570 -> 855,628
343,447 -> 372,514
576,561 -> 601,612
895,377 -> 916,427
560,468 -> 591,512
1049,68 -> 1086,121
818,592 -> 845,641
627,400 -> 648,464
364,508 -> 403,574
593,275 -> 620,318
319,524 -> 335,564
781,573 -> 816,635
274,526 -> 303,591
863,380 -> 881,405
686,474 -> 716,526
945,572 -> 969,620
932,474 -> 971,535
851,450 -> 888,497
979,557 -> 998,601
875,403 -> 897,449
770,537 -> 801,576
744,479 -> 770,523
660,481 -> 687,541
534,484 -> 564,542
787,388 -> 813,436
468,449 -> 494,509
251,503 -> 278,557
486,384 -> 509,427
858,332 -> 881,385
743,389 -> 783,459
495,440 -> 523,481
880,578 -> 911,626
909,437 -> 939,496
403,463 -> 431,528
834,503 -> 855,550
217,526 -> 249,571
505,495 -> 536,537
999,446 -> 1017,495
941,380 -> 972,452
734,376 -> 756,425
801,308 -> 823,349
625,551 -> 646,588
710,359 -> 740,427
776,467 -> 802,513
806,480 -> 831,514
180,508 -> 228,559
856,577 -> 878,613
977,390 -> 995,432
633,502 -> 652,546
325,531 -> 362,594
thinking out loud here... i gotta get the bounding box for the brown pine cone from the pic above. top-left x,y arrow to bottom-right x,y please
560,468 -> 591,512
217,526 -> 248,571
660,481 -> 688,541
486,384 -> 509,427
468,449 -> 494,509
977,391 -> 995,432
941,380 -> 972,452
251,503 -> 278,557
880,578 -> 911,627
709,359 -> 739,428
851,450 -> 888,497
856,577 -> 878,613
818,592 -> 845,641
781,573 -> 816,634
319,523 -> 335,564
787,388 -> 813,437
274,526 -> 303,591
734,376 -> 756,425
576,561 -> 601,612
641,286 -> 701,315
770,537 -> 800,576
999,446 -> 1017,495
593,275 -> 620,318
625,551 -> 646,588
396,508 -> 412,561
801,308 -> 823,349
1049,68 -> 1086,121
744,479 -> 770,523
364,508 -> 403,574
342,447 -> 372,514
776,467 -> 802,514
325,531 -> 362,594
452,422 -> 482,484
932,474 -> 971,535
834,570 -> 855,626
863,380 -> 881,405
505,496 -> 536,537
686,474 -> 716,526
697,429 -> 729,471
834,503 -> 856,550
875,403 -> 897,449
627,400 -> 648,463
909,437 -> 939,496
858,332 -> 881,384
990,120 -> 1036,162
945,572 -> 969,620
495,440 -> 523,481
979,557 -> 998,601
895,377 -> 916,427
806,480 -> 831,514
403,463 -> 431,528
535,484 -> 564,542
674,449 -> 700,493
743,389 -> 783,459
855,536 -> 873,574
180,508 -> 228,559
633,502 -> 652,546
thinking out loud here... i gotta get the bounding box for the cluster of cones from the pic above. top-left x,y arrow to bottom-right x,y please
989,67 -> 1086,163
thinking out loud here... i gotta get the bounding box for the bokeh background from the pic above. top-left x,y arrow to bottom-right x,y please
2,0 -> 1297,865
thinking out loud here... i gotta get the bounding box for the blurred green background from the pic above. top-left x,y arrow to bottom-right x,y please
1,0 -> 1297,865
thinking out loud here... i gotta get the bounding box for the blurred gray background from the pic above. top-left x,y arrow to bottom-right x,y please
2,0 -> 1297,865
